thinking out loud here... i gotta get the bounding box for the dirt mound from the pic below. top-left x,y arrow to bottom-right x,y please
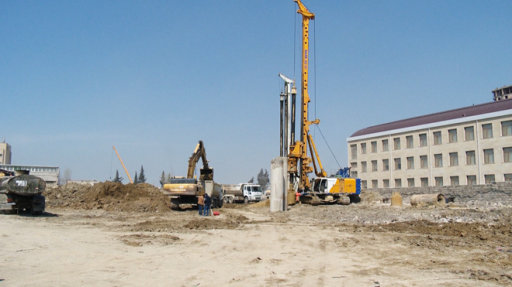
184,214 -> 249,230
363,220 -> 512,242
127,214 -> 249,232
45,182 -> 171,212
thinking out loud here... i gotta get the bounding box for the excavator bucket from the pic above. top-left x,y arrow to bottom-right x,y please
200,168 -> 213,181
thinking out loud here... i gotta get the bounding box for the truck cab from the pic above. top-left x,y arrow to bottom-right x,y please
242,184 -> 263,202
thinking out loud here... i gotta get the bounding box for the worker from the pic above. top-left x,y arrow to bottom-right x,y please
204,192 -> 211,216
197,194 -> 205,216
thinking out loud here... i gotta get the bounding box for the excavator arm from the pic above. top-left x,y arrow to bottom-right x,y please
186,140 -> 213,181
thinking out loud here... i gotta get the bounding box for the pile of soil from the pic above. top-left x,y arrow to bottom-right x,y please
127,213 -> 250,232
45,182 -> 171,212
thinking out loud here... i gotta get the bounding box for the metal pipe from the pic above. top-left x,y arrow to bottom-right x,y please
280,93 -> 285,157
284,93 -> 289,155
291,90 -> 296,149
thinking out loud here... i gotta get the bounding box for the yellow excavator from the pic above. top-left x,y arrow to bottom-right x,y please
162,140 -> 223,209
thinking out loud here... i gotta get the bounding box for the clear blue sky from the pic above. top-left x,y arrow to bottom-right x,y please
1,0 -> 511,185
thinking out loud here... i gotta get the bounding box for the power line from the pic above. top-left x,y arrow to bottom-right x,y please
316,126 -> 342,169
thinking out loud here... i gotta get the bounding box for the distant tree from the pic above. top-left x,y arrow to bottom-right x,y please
248,177 -> 254,183
160,171 -> 166,187
134,171 -> 138,184
139,165 -> 146,183
257,168 -> 270,190
166,173 -> 172,183
113,170 -> 123,183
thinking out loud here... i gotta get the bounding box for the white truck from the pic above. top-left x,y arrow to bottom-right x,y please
221,183 -> 263,204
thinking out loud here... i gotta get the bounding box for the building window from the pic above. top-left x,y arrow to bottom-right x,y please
466,151 -> 476,165
383,179 -> 389,188
420,177 -> 428,187
361,180 -> 367,189
406,135 -> 413,148
407,156 -> 414,169
433,131 -> 442,145
372,180 -> 378,188
407,178 -> 414,187
484,174 -> 495,184
449,152 -> 458,166
503,147 -> 512,163
450,176 -> 459,186
448,129 -> 457,143
464,126 -> 475,141
361,161 -> 367,173
434,153 -> 443,167
350,144 -> 357,160
483,149 -> 494,164
350,163 -> 358,177
504,174 -> 512,182
383,159 -> 389,171
371,160 -> 377,172
382,139 -> 389,151
371,141 -> 377,153
467,175 -> 477,185
361,143 -> 367,154
393,138 -> 400,150
395,178 -> 402,188
435,177 -> 443,186
502,120 -> 512,136
482,123 -> 493,139
420,155 -> 428,169
419,133 -> 427,147
394,158 -> 401,170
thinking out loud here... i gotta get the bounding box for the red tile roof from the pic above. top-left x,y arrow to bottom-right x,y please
351,99 -> 512,137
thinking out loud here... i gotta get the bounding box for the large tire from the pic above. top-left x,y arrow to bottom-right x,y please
244,196 -> 249,204
349,194 -> 361,204
170,198 -> 181,210
31,194 -> 45,215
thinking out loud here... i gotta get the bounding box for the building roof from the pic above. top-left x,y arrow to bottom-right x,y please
350,99 -> 512,138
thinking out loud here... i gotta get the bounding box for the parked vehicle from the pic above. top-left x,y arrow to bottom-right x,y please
222,183 -> 263,204
0,170 -> 46,215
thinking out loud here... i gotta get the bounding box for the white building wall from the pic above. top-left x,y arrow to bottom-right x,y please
347,114 -> 512,189
0,164 -> 60,186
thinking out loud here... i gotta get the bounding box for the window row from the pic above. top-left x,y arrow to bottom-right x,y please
361,173 -> 512,189
351,120 -> 512,159
357,147 -> 512,173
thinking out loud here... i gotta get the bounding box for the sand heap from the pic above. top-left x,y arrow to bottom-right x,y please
45,182 -> 171,212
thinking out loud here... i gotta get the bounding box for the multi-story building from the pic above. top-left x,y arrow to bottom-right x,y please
0,142 -> 12,164
347,89 -> 512,189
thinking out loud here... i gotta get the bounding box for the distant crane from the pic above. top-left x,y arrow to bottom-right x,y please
112,146 -> 133,184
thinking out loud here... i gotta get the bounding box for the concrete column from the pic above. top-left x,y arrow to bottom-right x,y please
270,157 -> 288,212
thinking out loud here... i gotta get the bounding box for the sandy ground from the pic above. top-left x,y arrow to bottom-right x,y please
1,201 -> 511,287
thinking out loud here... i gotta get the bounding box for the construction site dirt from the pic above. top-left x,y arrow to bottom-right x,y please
1,183 -> 511,286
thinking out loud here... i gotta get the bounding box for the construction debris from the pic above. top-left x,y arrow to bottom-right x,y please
410,193 -> 446,207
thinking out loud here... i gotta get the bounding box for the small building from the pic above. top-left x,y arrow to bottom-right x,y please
493,85 -> 512,102
0,164 -> 60,186
0,142 -> 12,165
347,89 -> 512,189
